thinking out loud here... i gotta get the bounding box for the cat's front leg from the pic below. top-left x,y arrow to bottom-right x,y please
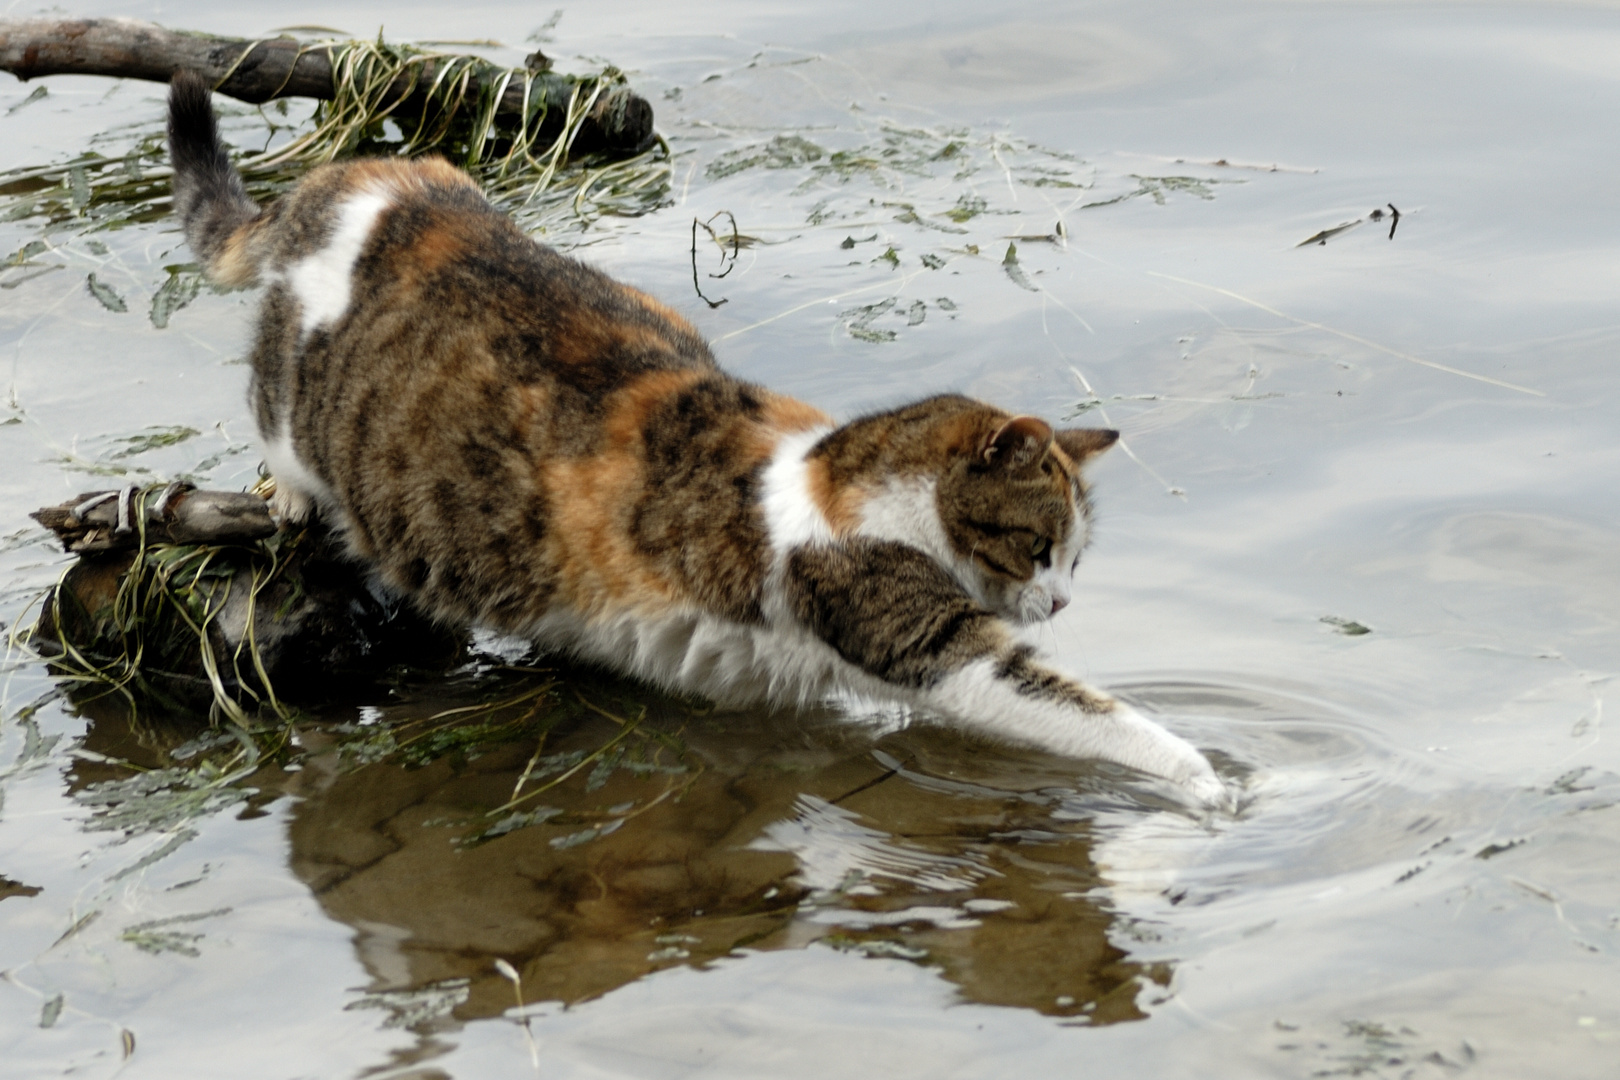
933,651 -> 1227,807
784,539 -> 1228,808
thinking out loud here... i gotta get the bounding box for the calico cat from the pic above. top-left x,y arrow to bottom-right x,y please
166,72 -> 1227,807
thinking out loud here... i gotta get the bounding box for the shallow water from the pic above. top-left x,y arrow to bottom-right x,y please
3,1 -> 1619,1077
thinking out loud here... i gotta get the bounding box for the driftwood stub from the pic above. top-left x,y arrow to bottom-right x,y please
32,483 -> 276,554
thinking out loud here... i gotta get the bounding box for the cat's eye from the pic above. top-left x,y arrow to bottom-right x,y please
1030,535 -> 1052,567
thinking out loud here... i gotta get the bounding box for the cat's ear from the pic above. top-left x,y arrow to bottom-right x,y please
982,415 -> 1054,470
1054,427 -> 1120,466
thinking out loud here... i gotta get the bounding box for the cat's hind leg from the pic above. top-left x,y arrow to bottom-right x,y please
246,282 -> 333,527
265,475 -> 316,525
259,423 -> 330,525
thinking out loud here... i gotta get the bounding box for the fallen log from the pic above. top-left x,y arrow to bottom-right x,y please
0,17 -> 654,155
31,485 -> 460,709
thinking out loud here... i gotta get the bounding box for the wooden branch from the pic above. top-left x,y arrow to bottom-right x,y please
32,483 -> 276,554
0,17 -> 654,154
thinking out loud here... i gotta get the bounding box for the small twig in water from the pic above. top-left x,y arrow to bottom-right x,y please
1297,219 -> 1362,247
494,958 -> 541,1075
697,211 -> 741,278
690,211 -> 739,308
1060,361 -> 1183,498
1369,203 -> 1402,239
1145,271 -> 1542,396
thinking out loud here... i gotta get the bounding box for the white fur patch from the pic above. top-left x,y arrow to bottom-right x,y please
853,475 -> 994,612
526,605 -> 866,710
262,419 -> 335,524
285,189 -> 393,337
853,476 -> 949,559
1016,521 -> 1083,623
934,659 -> 1221,798
761,427 -> 836,554
261,187 -> 392,521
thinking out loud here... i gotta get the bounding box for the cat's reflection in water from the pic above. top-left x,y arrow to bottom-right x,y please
277,689 -> 1171,1027
65,675 -> 1171,1029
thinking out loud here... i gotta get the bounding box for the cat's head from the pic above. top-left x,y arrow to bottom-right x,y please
810,396 -> 1119,624
935,413 -> 1118,624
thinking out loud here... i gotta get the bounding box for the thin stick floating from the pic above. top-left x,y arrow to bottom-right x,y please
1146,271 -> 1545,397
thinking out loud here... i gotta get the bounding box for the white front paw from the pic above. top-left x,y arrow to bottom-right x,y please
1181,768 -> 1234,812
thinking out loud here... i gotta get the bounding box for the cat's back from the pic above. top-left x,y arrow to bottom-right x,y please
259,156 -> 714,383
252,155 -> 811,632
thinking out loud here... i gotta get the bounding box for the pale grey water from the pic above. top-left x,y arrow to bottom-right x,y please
2,1 -> 1619,1077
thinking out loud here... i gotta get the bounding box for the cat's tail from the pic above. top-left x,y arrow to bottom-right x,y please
167,71 -> 263,289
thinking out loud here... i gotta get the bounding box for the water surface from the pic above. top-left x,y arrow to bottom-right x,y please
3,1 -> 1618,1077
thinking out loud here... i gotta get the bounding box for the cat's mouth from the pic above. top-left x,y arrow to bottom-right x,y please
1004,582 -> 1070,625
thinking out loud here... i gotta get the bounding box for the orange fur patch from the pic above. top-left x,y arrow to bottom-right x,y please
616,321 -> 685,359
763,393 -> 832,433
634,291 -> 696,332
211,224 -> 260,288
605,369 -> 711,448
548,310 -> 689,370
806,458 -> 867,537
342,157 -> 474,194
332,159 -> 401,193
541,369 -> 710,614
542,454 -> 676,615
1046,444 -> 1080,482
404,218 -> 469,277
549,311 -> 612,368
404,156 -> 481,191
932,410 -> 1000,460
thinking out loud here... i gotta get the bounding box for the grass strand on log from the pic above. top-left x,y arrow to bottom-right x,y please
26,482 -> 294,724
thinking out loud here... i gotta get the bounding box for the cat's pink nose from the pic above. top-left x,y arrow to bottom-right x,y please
1050,597 -> 1069,615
